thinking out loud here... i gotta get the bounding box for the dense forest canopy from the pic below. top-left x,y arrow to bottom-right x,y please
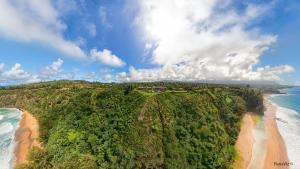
0,81 -> 264,169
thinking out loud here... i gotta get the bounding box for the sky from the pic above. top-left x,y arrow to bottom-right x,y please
0,0 -> 299,85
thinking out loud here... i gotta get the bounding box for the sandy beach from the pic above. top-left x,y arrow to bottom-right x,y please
234,113 -> 255,169
263,99 -> 289,169
14,110 -> 41,167
235,98 -> 290,169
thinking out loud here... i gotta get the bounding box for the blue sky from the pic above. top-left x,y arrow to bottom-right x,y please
0,0 -> 299,85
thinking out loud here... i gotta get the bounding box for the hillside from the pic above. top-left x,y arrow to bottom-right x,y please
0,81 -> 264,169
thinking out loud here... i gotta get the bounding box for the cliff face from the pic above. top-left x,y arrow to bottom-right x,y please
0,81 -> 263,169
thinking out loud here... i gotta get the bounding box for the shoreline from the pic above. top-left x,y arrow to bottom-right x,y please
234,113 -> 255,169
13,109 -> 41,168
262,99 -> 290,169
234,97 -> 290,169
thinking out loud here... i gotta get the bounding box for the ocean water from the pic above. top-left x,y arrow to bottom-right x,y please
0,108 -> 22,169
269,87 -> 300,169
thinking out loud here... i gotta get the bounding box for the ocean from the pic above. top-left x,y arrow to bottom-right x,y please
0,108 -> 22,169
269,87 -> 300,169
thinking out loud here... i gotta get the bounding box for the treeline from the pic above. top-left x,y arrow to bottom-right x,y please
0,81 -> 264,169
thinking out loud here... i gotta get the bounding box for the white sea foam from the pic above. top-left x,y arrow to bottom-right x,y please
0,122 -> 13,136
0,115 -> 4,121
270,101 -> 300,169
248,119 -> 267,169
0,108 -> 22,169
267,93 -> 290,98
4,110 -> 21,120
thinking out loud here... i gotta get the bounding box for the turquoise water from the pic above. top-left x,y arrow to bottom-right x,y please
269,87 -> 300,169
270,87 -> 300,117
0,108 -> 22,169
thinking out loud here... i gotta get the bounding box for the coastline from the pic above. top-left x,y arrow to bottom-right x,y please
0,108 -> 23,169
268,95 -> 300,169
234,113 -> 255,169
13,110 -> 41,168
262,99 -> 289,169
234,97 -> 290,169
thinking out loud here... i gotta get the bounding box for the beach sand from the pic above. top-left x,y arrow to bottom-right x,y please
235,98 -> 289,169
263,100 -> 289,169
234,113 -> 255,169
14,110 -> 41,167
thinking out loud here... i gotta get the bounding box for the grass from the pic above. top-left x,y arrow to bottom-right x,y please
137,89 -> 188,96
231,148 -> 242,169
136,90 -> 158,96
165,90 -> 188,93
251,114 -> 263,124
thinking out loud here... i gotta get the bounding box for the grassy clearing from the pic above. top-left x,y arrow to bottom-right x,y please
251,114 -> 263,124
136,90 -> 158,96
231,150 -> 242,169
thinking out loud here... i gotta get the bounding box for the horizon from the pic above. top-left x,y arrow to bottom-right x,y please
1,79 -> 298,89
0,0 -> 299,86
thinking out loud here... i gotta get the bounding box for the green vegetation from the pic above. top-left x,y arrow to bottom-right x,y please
251,114 -> 263,124
0,81 -> 264,169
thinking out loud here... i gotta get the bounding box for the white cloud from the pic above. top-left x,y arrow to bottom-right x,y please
81,72 -> 97,81
27,75 -> 41,84
0,0 -> 85,58
295,81 -> 300,86
0,1 -> 124,67
99,6 -> 112,28
0,63 -> 38,85
86,23 -> 97,37
75,36 -> 86,47
40,58 -> 64,78
2,63 -> 31,80
119,0 -> 294,82
90,49 -> 126,67
0,59 -> 65,85
256,65 -> 295,81
0,63 -> 4,72
54,0 -> 77,15
103,74 -> 113,81
0,56 -> 124,85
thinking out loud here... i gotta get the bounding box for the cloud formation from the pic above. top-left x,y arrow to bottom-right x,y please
0,0 -> 295,84
1,63 -> 31,84
0,57 -> 125,85
118,0 -> 294,82
90,49 -> 126,67
40,58 -> 64,78
0,0 -> 85,58
0,64 -> 4,73
0,0 -> 123,67
0,59 -> 63,85
87,23 -> 97,37
99,6 -> 112,29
